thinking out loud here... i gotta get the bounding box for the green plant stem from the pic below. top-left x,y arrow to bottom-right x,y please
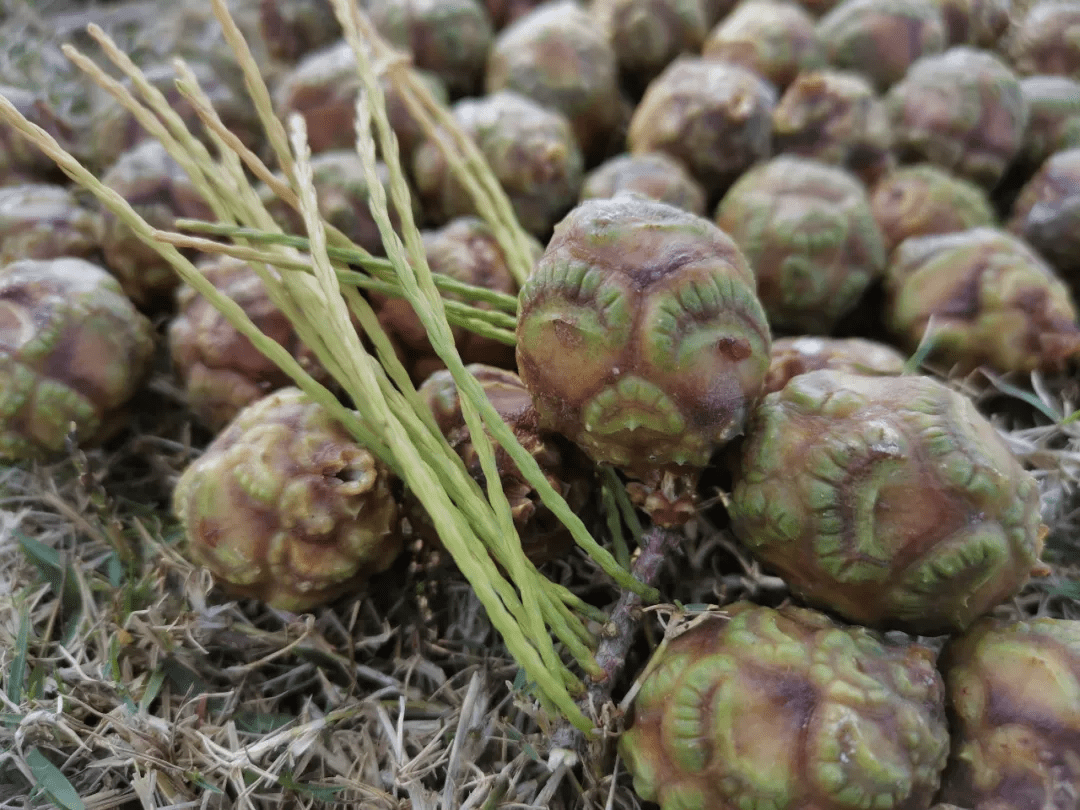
334,6 -> 562,689
285,102 -> 590,725
172,220 -> 520,314
343,11 -> 535,285
152,229 -> 517,345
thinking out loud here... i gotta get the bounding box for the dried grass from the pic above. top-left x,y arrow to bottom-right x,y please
2,368 -> 1075,808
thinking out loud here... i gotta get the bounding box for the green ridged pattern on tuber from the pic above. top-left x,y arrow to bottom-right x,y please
729,370 -> 1046,635
515,195 -> 771,484
886,227 -> 1080,373
816,0 -> 946,91
763,335 -> 906,395
870,164 -> 996,254
0,257 -> 154,460
715,156 -> 886,333
173,387 -> 401,612
619,602 -> 950,810
887,47 -> 1028,188
703,0 -> 826,89
772,69 -> 895,186
580,152 -> 707,215
937,616 -> 1080,810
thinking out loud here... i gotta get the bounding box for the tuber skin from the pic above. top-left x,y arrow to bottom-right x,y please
580,152 -> 707,216
0,184 -> 103,267
1008,147 -> 1080,283
772,69 -> 895,187
364,0 -> 493,99
715,155 -> 887,334
627,56 -> 777,198
412,91 -> 584,236
886,47 -> 1029,190
703,0 -> 825,90
516,196 -> 771,483
816,0 -> 947,92
373,217 -> 527,382
763,335 -> 906,396
486,1 -> 621,161
169,257 -> 329,432
101,140 -> 213,309
592,0 -> 708,92
516,195 -> 770,526
870,164 -> 995,255
937,615 -> 1080,810
173,387 -> 401,612
885,227 -> 1080,374
619,602 -> 950,810
0,257 -> 155,460
730,370 -> 1046,635
1010,0 -> 1080,80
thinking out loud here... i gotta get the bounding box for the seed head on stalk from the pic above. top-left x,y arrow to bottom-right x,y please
411,364 -> 596,564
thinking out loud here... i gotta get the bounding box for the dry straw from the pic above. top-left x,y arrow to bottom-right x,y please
0,0 -> 657,733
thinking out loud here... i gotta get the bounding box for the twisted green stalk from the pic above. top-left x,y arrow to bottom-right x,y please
153,227 -> 517,345
171,220 -> 521,314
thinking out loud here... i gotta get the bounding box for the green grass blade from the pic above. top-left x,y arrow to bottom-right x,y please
7,602 -> 29,705
138,669 -> 166,714
26,748 -> 86,810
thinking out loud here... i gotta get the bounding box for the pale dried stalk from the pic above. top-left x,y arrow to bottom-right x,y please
170,220 -> 520,314
283,100 -> 591,722
330,0 -> 635,663
343,12 -> 536,285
